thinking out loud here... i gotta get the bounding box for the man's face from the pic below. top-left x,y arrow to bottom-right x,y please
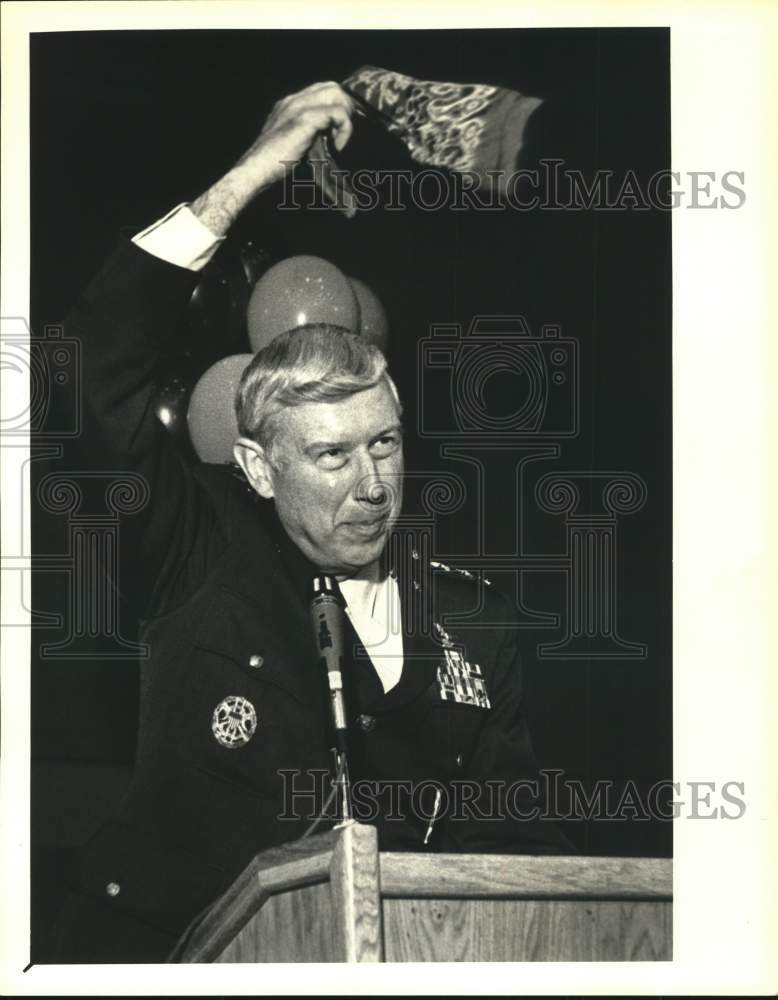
262,381 -> 404,576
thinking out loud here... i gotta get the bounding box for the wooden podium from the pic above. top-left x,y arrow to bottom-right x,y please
177,823 -> 671,962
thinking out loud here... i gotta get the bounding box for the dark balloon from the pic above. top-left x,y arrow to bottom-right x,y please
186,246 -> 274,361
187,275 -> 234,340
246,255 -> 359,352
188,354 -> 254,464
349,277 -> 390,352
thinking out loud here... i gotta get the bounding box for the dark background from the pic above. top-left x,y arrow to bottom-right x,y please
29,27 -> 672,944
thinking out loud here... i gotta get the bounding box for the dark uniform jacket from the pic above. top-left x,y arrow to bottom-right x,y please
45,238 -> 570,963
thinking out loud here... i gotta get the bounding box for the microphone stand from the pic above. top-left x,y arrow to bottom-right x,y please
331,742 -> 353,826
327,651 -> 352,825
310,575 -> 353,826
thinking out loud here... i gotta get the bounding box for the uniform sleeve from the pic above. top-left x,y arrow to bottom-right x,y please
444,597 -> 576,855
132,203 -> 224,271
64,235 -> 226,615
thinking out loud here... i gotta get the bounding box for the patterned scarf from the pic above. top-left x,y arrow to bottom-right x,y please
309,65 -> 543,216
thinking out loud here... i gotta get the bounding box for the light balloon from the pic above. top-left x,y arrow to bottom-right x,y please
247,255 -> 359,352
188,353 -> 253,464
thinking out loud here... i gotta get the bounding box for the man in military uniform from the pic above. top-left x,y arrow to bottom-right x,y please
44,82 -> 570,963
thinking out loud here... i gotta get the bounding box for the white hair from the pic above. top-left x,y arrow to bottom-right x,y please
235,324 -> 401,463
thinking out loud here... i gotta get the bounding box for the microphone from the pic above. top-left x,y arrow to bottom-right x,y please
309,575 -> 352,822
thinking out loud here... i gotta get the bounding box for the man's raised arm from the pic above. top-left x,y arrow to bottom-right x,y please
191,80 -> 353,236
64,83 -> 354,612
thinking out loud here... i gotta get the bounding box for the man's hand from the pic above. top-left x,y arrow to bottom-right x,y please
191,81 -> 354,237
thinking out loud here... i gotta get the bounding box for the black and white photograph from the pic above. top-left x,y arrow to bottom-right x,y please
1,1 -> 774,994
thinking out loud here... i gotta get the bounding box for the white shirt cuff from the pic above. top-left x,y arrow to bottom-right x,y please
131,203 -> 224,271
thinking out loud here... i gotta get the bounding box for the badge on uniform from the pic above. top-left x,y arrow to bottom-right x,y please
436,647 -> 491,709
212,695 -> 257,749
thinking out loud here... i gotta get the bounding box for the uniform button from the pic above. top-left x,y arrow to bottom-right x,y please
356,714 -> 377,733
455,753 -> 464,767
248,654 -> 264,669
105,881 -> 121,897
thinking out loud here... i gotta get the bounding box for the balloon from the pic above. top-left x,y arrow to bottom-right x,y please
348,277 -> 390,351
188,354 -> 253,464
247,256 -> 359,352
153,354 -> 201,461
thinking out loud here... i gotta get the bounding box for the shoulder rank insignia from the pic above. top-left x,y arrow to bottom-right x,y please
430,560 -> 491,585
436,648 -> 491,709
